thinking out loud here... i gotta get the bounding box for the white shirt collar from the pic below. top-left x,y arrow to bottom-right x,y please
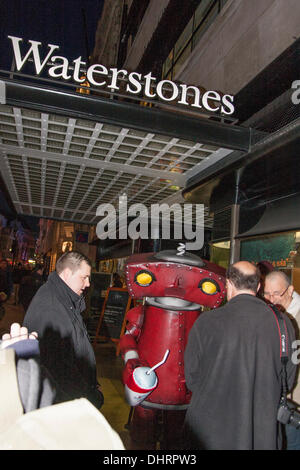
287,291 -> 300,318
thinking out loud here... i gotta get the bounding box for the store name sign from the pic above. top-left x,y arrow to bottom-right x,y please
8,35 -> 235,115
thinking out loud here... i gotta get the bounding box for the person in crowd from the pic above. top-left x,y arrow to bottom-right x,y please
256,260 -> 274,299
0,259 -> 10,321
1,253 -> 13,297
112,272 -> 123,288
0,322 -> 56,411
0,323 -> 124,450
264,270 -> 300,450
0,255 -> 13,300
1,321 -> 38,346
264,270 -> 300,319
23,251 -> 104,410
19,264 -> 45,312
6,261 -> 13,299
184,261 -> 296,450
12,262 -> 24,305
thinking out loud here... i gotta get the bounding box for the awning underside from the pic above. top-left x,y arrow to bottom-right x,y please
0,79 -> 251,228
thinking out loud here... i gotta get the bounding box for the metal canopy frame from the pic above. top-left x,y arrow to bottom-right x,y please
0,78 -> 254,228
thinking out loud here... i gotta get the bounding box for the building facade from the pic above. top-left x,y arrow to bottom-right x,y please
92,0 -> 300,284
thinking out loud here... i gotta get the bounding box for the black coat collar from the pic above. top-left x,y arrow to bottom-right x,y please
48,271 -> 84,312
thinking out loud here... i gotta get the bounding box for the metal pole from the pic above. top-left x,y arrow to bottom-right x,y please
229,204 -> 240,264
229,169 -> 242,264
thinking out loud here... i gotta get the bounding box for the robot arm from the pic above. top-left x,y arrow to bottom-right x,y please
119,305 -> 148,385
119,305 -> 144,357
123,305 -> 144,337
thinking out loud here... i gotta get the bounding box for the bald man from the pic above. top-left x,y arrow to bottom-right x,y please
184,261 -> 296,450
264,270 -> 300,319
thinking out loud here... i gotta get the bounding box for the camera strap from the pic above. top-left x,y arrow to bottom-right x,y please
268,304 -> 289,404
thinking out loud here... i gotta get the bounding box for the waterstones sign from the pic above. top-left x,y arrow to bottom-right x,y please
8,35 -> 235,115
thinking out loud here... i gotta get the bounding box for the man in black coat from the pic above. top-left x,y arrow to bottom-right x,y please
23,251 -> 104,409
184,261 -> 297,450
19,264 -> 45,312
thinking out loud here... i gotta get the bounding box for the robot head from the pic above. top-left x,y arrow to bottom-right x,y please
125,250 -> 226,310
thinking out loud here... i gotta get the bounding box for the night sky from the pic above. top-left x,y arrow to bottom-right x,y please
0,0 -> 104,227
0,0 -> 104,71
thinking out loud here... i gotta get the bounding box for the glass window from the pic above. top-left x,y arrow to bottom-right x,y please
162,50 -> 174,80
194,0 -> 215,29
173,43 -> 192,77
174,17 -> 194,62
192,1 -> 219,49
240,232 -> 298,269
162,0 -> 227,79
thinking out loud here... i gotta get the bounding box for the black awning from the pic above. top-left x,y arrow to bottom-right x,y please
3,79 -> 252,152
183,117 -> 300,212
237,194 -> 300,239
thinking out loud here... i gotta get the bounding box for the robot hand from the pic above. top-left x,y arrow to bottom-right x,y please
124,362 -> 158,407
123,350 -> 170,406
122,357 -> 149,385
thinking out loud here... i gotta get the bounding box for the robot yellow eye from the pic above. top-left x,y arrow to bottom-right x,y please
135,270 -> 155,286
199,279 -> 220,295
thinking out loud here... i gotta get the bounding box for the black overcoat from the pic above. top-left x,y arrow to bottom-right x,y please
23,271 -> 103,409
184,294 -> 297,450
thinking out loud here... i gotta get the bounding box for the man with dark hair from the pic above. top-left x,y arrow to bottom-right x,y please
184,261 -> 296,450
226,262 -> 261,292
23,251 -> 103,409
55,251 -> 91,276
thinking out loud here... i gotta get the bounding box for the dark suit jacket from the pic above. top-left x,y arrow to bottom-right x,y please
184,294 -> 297,450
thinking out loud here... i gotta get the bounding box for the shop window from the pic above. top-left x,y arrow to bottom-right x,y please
240,231 -> 300,293
240,233 -> 296,269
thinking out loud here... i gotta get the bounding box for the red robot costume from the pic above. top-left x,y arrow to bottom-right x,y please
119,249 -> 226,449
